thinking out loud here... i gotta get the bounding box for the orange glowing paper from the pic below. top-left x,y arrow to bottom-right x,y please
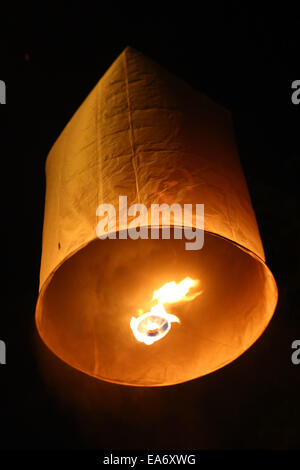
35,47 -> 278,386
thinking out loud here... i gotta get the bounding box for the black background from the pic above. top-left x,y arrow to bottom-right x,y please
0,4 -> 299,451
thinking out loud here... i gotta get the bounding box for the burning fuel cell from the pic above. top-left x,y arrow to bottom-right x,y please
130,278 -> 200,345
130,311 -> 180,345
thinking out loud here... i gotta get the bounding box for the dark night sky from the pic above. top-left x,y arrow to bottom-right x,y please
0,4 -> 299,451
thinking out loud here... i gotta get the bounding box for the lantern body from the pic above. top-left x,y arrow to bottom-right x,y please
36,47 -> 278,386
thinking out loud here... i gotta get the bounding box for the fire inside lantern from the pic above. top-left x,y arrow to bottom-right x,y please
130,277 -> 201,345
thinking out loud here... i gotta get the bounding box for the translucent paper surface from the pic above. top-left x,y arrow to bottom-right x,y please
36,47 -> 278,386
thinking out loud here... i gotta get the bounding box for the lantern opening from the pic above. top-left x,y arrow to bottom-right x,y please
36,229 -> 277,386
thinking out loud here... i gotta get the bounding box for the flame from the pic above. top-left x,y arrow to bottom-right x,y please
152,277 -> 200,304
130,277 -> 200,345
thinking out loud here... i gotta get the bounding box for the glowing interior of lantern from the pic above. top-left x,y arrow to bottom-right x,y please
130,277 -> 200,345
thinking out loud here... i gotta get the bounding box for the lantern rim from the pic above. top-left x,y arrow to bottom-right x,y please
35,227 -> 278,387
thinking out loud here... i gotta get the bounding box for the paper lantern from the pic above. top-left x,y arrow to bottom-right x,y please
35,47 -> 278,386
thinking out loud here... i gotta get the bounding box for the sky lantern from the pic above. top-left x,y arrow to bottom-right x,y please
35,47 -> 278,386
